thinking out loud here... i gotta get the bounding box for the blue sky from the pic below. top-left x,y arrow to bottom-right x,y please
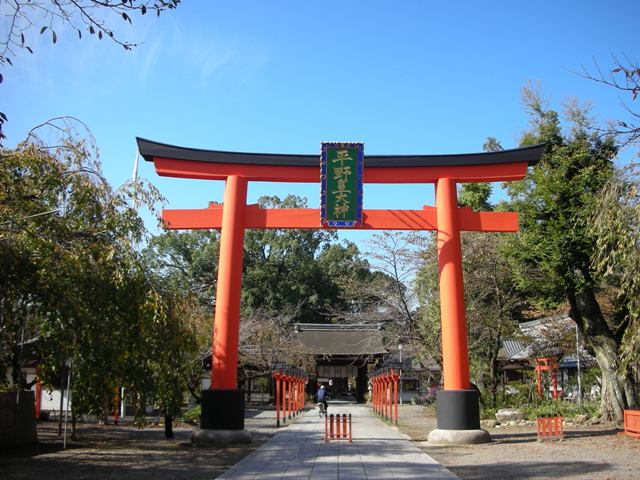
3,1 -> 639,247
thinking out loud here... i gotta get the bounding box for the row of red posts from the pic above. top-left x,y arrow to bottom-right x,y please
272,363 -> 308,427
370,367 -> 400,425
324,413 -> 352,443
537,416 -> 564,440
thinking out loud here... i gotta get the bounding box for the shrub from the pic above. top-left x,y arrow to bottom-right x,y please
182,405 -> 201,425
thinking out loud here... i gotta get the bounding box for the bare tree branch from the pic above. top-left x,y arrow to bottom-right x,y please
577,56 -> 640,147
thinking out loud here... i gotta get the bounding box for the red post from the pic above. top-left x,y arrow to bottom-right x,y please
293,378 -> 297,415
330,414 -> 334,438
372,377 -> 375,413
342,414 -> 347,438
282,375 -> 287,423
287,375 -> 292,419
325,413 -> 328,443
372,378 -> 377,413
349,413 -> 352,442
211,175 -> 248,390
386,374 -> 391,420
536,366 -> 542,398
393,371 -> 399,425
299,379 -> 303,413
383,374 -> 388,420
378,377 -> 382,416
336,412 -> 341,438
274,371 -> 281,427
381,376 -> 386,418
436,177 -> 470,391
35,376 -> 42,420
378,376 -> 382,417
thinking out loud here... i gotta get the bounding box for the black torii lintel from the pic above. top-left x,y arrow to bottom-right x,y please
136,137 -> 544,168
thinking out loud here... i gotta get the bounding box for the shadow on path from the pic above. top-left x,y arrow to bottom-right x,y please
449,461 -> 611,480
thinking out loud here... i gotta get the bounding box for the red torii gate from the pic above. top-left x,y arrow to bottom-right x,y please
137,138 -> 543,443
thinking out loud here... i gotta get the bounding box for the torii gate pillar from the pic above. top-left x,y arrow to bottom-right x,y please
428,177 -> 490,444
200,175 -> 248,431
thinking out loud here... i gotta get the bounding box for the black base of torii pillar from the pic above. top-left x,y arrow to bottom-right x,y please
200,390 -> 245,430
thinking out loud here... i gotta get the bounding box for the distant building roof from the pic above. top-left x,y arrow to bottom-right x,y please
294,323 -> 388,356
500,313 -> 594,366
500,339 -> 531,360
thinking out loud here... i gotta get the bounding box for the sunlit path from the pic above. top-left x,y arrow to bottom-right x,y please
217,404 -> 458,479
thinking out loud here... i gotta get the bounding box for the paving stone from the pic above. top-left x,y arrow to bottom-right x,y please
217,404 -> 459,479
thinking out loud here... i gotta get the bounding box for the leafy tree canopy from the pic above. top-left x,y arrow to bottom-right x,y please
1,119 -> 196,424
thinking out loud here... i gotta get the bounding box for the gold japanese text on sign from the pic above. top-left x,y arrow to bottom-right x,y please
321,142 -> 364,227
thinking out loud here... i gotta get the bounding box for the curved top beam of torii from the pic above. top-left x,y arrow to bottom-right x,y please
137,137 -> 544,184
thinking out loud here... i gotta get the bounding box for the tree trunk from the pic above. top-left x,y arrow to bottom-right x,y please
164,415 -> 174,438
488,333 -> 502,407
71,410 -> 77,439
570,287 -> 638,422
102,391 -> 110,425
58,369 -> 65,436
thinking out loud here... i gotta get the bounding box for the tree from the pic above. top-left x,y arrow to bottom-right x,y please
1,0 -> 181,66
0,1 -> 181,141
316,240 -> 387,323
579,56 -> 640,147
456,136 -> 502,212
505,87 -> 636,421
413,235 -> 443,370
144,195 -> 383,398
1,119 -> 196,429
242,195 -> 341,323
238,306 -> 314,382
463,232 -> 526,405
142,230 -> 218,403
589,163 -> 640,382
144,229 -> 220,311
358,232 -> 426,345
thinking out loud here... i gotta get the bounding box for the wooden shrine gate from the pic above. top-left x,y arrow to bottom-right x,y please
138,138 -> 544,443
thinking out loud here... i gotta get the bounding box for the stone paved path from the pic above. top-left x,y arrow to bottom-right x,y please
217,404 -> 458,479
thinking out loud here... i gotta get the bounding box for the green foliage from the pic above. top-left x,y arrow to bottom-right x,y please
458,183 -> 492,211
590,165 -> 640,370
241,195 -> 385,325
413,234 -> 442,368
145,194 -> 388,377
527,399 -> 600,420
242,195 -> 339,323
502,86 -> 638,421
182,404 -> 201,425
505,89 -> 616,305
480,385 -> 600,421
0,120 -> 196,423
144,229 -> 220,311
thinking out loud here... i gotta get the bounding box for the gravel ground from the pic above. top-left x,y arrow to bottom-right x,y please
0,408 -> 291,480
3,405 -> 639,479
396,404 -> 640,480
